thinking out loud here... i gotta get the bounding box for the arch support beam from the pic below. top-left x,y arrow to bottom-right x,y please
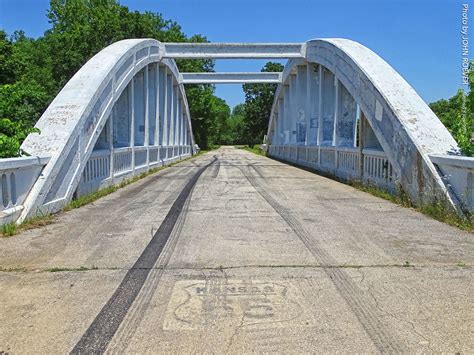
162,43 -> 305,59
181,72 -> 282,84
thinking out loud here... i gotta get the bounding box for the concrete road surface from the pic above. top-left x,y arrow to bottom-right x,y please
0,146 -> 472,353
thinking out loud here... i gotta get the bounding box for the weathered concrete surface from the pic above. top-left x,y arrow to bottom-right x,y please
0,146 -> 472,353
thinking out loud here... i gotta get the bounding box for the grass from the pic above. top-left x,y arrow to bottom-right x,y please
238,144 -> 267,156
45,265 -> 98,272
349,181 -> 474,232
1,213 -> 56,238
0,148 -> 215,238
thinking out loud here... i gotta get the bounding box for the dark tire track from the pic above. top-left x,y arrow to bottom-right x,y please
70,156 -> 217,354
237,164 -> 404,354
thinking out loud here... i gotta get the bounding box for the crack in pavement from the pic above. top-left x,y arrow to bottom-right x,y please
0,263 -> 470,273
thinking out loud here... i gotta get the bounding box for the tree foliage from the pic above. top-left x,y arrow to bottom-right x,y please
241,62 -> 284,145
0,0 -> 225,154
429,67 -> 474,156
0,1 -> 471,157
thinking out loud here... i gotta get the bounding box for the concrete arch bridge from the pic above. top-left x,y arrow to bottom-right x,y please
0,38 -> 472,225
1,38 -> 474,355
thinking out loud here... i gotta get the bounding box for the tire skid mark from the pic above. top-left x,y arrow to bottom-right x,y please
107,189 -> 193,353
238,164 -> 404,354
70,156 -> 217,354
211,161 -> 221,178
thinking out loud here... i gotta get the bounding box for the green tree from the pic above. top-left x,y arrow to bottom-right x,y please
0,119 -> 39,158
0,0 -> 228,155
430,84 -> 474,156
242,62 -> 284,145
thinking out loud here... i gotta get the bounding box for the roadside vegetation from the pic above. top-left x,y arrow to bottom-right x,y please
238,145 -> 267,156
349,182 -> 473,232
429,68 -> 474,156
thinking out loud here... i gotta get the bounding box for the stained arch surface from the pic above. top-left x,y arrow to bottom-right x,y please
19,39 -> 195,222
267,38 -> 459,208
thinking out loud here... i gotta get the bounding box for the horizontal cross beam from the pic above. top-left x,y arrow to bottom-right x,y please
181,72 -> 282,84
163,43 -> 305,59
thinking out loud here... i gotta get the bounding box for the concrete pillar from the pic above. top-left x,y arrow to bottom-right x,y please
133,69 -> 145,147
108,112 -> 114,178
317,65 -> 323,146
354,104 -> 360,147
159,67 -> 168,149
321,66 -> 335,145
167,75 -> 174,150
296,65 -> 306,144
333,77 -> 340,170
283,85 -> 290,144
154,64 -> 160,147
146,64 -> 156,147
181,102 -> 185,146
289,74 -> 297,143
357,105 -> 364,180
173,86 -> 179,147
177,98 -> 182,146
144,65 -> 149,166
277,98 -> 284,145
306,63 -> 319,145
166,74 -> 174,150
271,112 -> 278,144
336,81 -> 357,147
333,77 -> 339,147
130,80 -> 135,171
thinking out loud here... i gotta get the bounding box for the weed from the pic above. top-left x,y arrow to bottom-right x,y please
46,265 -> 98,272
1,223 -> 17,237
239,145 -> 267,156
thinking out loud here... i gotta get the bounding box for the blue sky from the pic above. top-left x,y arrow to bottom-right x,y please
0,0 -> 471,108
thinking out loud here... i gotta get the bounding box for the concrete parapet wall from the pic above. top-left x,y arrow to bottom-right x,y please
430,155 -> 474,212
0,156 -> 50,224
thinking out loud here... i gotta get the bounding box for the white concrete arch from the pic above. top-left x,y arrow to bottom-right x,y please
268,38 -> 460,208
19,39 -> 195,222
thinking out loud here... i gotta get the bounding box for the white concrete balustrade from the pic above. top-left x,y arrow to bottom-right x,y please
0,156 -> 50,224
430,155 -> 474,211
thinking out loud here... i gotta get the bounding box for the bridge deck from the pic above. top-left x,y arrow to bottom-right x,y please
0,146 -> 472,353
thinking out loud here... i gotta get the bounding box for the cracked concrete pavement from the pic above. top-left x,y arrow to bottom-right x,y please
0,146 -> 472,353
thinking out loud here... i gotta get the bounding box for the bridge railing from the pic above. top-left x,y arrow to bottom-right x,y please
269,144 -> 397,191
430,155 -> 474,212
77,144 -> 192,197
0,156 -> 50,224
